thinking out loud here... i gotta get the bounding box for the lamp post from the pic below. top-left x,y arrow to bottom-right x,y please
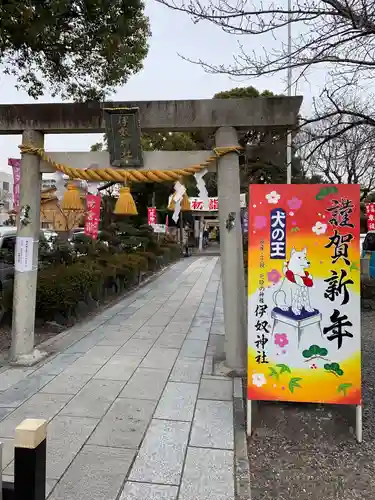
286,0 -> 293,185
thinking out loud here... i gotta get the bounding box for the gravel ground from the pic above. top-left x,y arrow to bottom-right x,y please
249,309 -> 375,500
0,325 -> 57,354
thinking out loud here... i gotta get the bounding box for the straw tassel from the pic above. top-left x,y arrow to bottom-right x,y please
61,181 -> 84,210
168,193 -> 190,212
114,186 -> 138,215
180,193 -> 191,211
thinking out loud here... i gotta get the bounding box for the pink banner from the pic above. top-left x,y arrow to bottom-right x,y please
366,203 -> 375,231
8,158 -> 20,210
147,207 -> 157,225
84,194 -> 101,239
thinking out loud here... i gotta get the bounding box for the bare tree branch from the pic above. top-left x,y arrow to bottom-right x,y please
300,115 -> 375,198
156,0 -> 375,129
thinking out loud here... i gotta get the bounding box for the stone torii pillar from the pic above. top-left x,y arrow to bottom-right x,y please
216,126 -> 247,374
11,130 -> 45,364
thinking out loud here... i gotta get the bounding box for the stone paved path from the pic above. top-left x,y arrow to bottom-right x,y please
0,257 -> 235,500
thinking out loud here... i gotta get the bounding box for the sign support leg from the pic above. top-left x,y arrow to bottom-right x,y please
247,400 -> 252,436
356,404 -> 363,443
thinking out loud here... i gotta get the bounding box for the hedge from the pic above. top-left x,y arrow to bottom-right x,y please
3,245 -> 181,326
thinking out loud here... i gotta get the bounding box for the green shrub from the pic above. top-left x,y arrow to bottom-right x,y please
136,251 -> 160,270
1,228 -> 182,326
35,262 -> 101,320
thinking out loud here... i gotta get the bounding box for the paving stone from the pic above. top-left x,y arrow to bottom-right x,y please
169,358 -> 204,384
64,335 -> 102,354
146,316 -> 171,327
198,379 -> 233,401
120,319 -> 149,330
0,368 -> 34,391
0,437 -> 14,469
154,382 -> 198,421
0,408 -> 13,422
210,322 -> 225,335
98,325 -> 137,334
190,400 -> 234,449
195,309 -> 214,318
120,482 -> 178,500
89,398 -> 156,449
60,379 -> 124,418
180,340 -> 207,359
140,347 -> 179,370
48,445 -> 135,500
178,447 -> 234,500
155,333 -> 186,349
40,372 -> 93,395
34,353 -> 83,376
0,374 -> 55,408
62,361 -> 101,376
163,322 -> 191,334
97,331 -> 134,346
191,318 -> 212,328
129,419 -> 190,485
0,393 -> 72,438
4,415 -> 99,480
133,326 -> 164,339
78,345 -> 120,365
93,355 -> 142,381
203,355 -> 213,375
119,368 -> 169,400
117,338 -> 155,357
186,327 -> 210,341
47,415 -> 100,480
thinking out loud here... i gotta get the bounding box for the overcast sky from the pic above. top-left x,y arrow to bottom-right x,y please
0,0 -> 323,173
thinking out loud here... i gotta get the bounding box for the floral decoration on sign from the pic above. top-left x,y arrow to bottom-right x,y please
253,215 -> 267,230
265,191 -> 280,204
252,373 -> 267,387
287,196 -> 302,210
312,221 -> 327,235
267,269 -> 281,284
274,333 -> 289,348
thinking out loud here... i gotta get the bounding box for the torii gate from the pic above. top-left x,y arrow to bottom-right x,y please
0,97 -> 302,372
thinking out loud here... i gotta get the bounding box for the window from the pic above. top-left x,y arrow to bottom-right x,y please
2,181 -> 9,192
41,222 -> 51,229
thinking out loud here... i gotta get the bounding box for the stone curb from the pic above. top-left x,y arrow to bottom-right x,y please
234,376 -> 251,500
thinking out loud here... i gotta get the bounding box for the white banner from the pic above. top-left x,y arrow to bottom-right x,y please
167,193 -> 247,212
152,224 -> 166,233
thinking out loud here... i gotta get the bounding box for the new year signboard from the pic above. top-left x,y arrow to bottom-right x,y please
248,184 -> 361,406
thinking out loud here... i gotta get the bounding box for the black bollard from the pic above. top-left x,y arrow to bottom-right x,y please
14,419 -> 47,500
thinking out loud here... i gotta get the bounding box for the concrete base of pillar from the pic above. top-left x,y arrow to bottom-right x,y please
10,349 -> 48,367
213,359 -> 246,378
